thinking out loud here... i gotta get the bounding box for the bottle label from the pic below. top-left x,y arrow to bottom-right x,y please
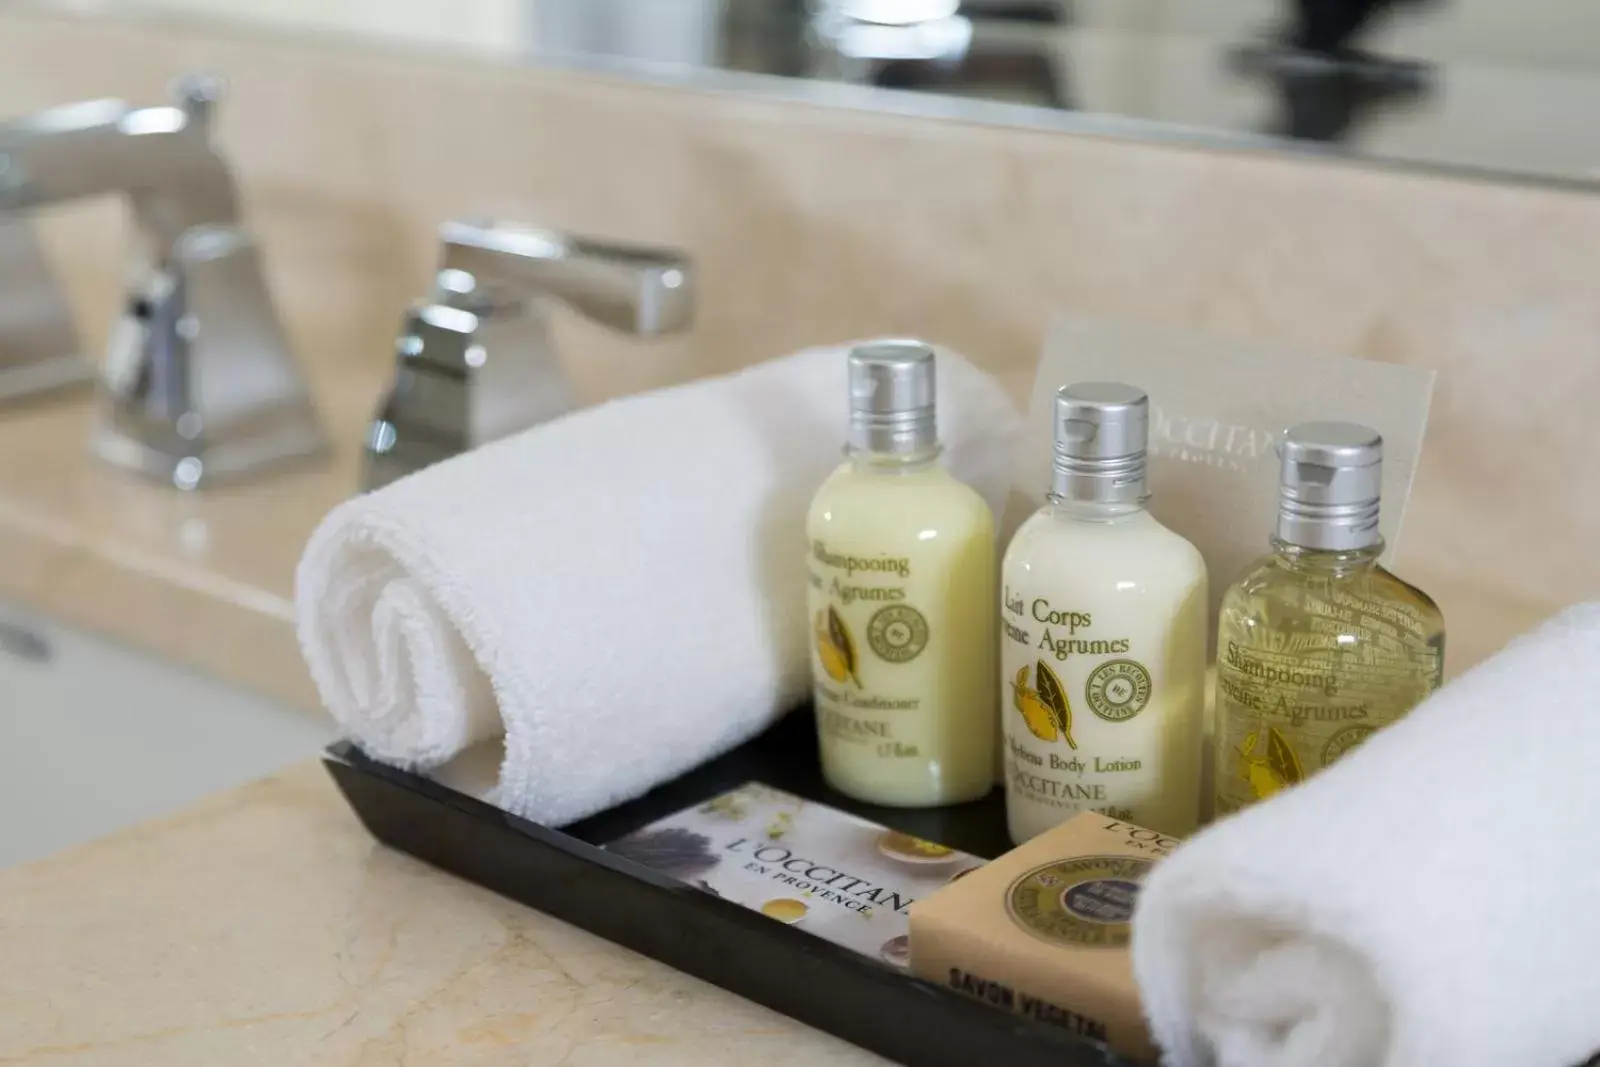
1214,580 -> 1442,815
809,541 -> 927,762
1000,588 -> 1155,824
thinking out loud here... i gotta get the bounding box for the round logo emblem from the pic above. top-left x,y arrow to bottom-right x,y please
1084,659 -> 1152,722
1321,723 -> 1376,765
1006,855 -> 1153,948
867,604 -> 929,663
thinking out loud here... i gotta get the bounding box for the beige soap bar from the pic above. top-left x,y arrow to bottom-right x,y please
908,813 -> 1178,1062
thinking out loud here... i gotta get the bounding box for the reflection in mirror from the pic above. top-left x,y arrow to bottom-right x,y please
33,0 -> 1600,187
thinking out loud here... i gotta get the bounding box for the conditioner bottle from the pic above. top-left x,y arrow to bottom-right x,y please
807,340 -> 997,807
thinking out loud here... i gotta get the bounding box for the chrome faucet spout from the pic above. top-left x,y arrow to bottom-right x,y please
0,74 -> 237,250
0,74 -> 325,487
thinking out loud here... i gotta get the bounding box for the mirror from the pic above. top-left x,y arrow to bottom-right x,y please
43,0 -> 1600,188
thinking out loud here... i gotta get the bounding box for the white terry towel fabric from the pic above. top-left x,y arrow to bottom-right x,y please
296,343 -> 1019,827
1133,603 -> 1600,1067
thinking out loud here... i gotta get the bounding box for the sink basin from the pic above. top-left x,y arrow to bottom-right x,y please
0,602 -> 335,867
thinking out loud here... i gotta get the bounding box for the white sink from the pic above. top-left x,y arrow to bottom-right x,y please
0,602 -> 335,867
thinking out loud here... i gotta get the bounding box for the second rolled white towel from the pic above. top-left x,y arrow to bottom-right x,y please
295,343 -> 1020,827
1132,603 -> 1600,1067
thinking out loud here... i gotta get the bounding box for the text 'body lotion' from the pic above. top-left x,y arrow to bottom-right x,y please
806,340 -> 997,807
1001,383 -> 1208,842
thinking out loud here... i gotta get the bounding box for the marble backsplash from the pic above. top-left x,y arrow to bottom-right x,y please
1,6 -> 1596,643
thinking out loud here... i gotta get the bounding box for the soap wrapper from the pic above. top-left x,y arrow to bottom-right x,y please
1016,312 -> 1437,627
908,812 -> 1178,1062
605,782 -> 984,966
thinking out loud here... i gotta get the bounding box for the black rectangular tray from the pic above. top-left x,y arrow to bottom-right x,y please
324,710 -> 1132,1067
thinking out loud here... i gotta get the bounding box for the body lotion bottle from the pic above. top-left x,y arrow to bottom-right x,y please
1001,383 -> 1207,842
807,340 -> 996,807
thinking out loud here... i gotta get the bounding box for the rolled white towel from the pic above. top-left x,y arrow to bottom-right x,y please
1132,602 -> 1600,1067
295,343 -> 1020,826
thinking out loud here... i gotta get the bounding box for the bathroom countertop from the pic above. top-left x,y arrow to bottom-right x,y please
0,278 -> 1554,1067
0,323 -> 1557,1067
0,7 -> 1590,1062
0,399 -> 1554,1067
0,394 -> 1554,1067
0,759 -> 887,1066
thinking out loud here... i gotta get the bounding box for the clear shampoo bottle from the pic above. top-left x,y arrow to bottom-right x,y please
1213,423 -> 1444,817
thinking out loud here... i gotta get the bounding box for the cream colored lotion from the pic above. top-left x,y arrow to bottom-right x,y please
1000,383 -> 1207,841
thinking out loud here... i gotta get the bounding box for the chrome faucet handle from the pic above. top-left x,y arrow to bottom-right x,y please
362,220 -> 693,492
0,74 -> 325,489
0,215 -> 92,403
435,220 -> 693,336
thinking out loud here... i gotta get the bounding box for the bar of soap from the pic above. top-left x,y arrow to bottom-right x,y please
908,813 -> 1178,1063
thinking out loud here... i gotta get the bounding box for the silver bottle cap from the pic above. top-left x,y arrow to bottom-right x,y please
847,339 -> 938,456
1276,422 -> 1383,551
1050,382 -> 1149,505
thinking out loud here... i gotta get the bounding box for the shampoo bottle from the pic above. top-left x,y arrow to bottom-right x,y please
1213,423 -> 1443,817
1001,383 -> 1207,842
807,340 -> 997,807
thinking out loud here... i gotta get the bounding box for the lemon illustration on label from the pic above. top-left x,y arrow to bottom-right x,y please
877,829 -> 956,863
1012,661 -> 1076,749
814,605 -> 860,687
1011,666 -> 1056,742
1238,726 -> 1303,800
760,897 -> 809,924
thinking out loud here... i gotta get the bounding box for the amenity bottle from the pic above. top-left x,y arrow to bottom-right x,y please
1001,383 -> 1208,841
806,340 -> 997,807
1213,422 -> 1444,817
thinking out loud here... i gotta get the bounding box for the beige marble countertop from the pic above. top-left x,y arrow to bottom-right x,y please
0,8 -> 1586,1062
0,762 -> 886,1066
0,384 -> 1550,1067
